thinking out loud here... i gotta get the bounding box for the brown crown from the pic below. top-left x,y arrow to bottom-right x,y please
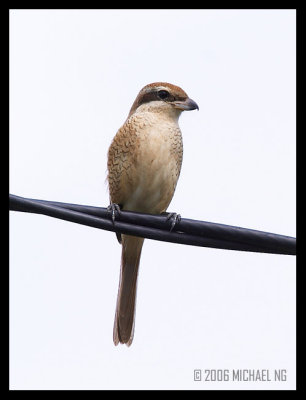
128,82 -> 188,117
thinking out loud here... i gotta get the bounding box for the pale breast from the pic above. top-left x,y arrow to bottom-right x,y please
108,113 -> 183,214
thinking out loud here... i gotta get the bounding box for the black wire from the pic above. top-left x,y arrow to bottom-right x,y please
9,194 -> 296,256
28,197 -> 296,254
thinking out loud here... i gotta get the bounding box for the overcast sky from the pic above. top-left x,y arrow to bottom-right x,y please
10,9 -> 296,390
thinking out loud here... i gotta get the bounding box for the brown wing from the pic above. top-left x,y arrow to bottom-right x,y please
107,117 -> 140,207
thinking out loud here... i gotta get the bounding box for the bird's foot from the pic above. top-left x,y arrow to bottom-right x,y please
164,212 -> 181,232
107,203 -> 121,224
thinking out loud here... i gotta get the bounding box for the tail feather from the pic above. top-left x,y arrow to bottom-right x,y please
113,235 -> 144,346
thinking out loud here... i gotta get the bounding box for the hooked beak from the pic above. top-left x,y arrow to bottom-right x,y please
173,97 -> 199,111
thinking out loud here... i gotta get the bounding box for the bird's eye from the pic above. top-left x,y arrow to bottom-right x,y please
157,90 -> 169,100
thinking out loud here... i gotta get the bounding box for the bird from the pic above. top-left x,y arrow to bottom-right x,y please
107,82 -> 198,346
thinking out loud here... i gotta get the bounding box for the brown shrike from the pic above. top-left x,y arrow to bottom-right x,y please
107,82 -> 198,345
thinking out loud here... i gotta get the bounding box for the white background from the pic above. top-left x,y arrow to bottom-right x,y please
9,9 -> 296,390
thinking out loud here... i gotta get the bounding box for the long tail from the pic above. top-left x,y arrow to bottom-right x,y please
113,234 -> 144,346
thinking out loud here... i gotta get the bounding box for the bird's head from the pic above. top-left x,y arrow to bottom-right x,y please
128,82 -> 199,119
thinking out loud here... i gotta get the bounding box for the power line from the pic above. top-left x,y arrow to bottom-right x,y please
9,194 -> 296,256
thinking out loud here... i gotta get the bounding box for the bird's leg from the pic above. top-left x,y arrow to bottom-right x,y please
107,202 -> 121,224
162,212 -> 181,232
